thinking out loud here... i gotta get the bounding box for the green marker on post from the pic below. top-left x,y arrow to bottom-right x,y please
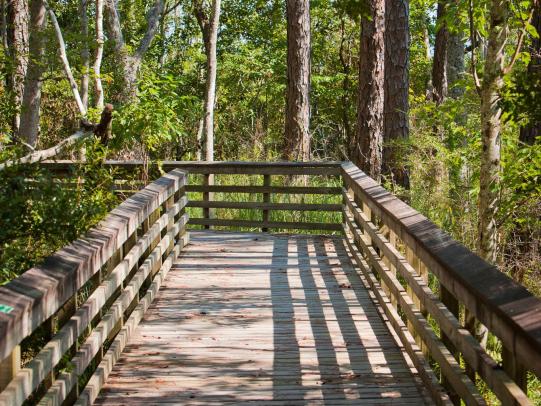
0,304 -> 14,314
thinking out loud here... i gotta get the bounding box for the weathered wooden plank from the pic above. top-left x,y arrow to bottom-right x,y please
40,160 -> 343,176
90,231 -> 426,405
0,169 -> 187,362
341,162 -> 541,378
186,185 -> 341,195
187,201 -> 342,212
189,218 -> 342,231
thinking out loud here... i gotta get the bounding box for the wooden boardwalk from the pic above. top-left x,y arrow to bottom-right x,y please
94,231 -> 428,405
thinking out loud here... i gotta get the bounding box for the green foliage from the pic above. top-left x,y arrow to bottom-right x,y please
0,141 -> 118,284
113,70 -> 200,154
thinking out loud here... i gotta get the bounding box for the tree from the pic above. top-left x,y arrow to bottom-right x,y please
193,0 -> 221,162
94,0 -> 105,109
6,0 -> 28,134
383,0 -> 409,188
432,1 -> 448,104
352,0 -> 385,180
105,0 -> 165,101
283,0 -> 311,161
18,0 -> 46,147
477,0 -> 508,264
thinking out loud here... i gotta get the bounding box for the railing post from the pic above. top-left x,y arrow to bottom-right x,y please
203,173 -> 214,229
440,285 -> 460,404
262,174 -> 271,232
502,346 -> 528,391
0,345 -> 20,392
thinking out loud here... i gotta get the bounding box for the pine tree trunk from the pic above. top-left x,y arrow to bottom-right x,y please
18,0 -> 45,147
478,0 -> 508,264
353,0 -> 385,181
6,0 -> 28,134
202,0 -> 220,162
447,32 -> 465,99
284,0 -> 311,162
383,0 -> 409,188
520,3 -> 540,145
432,1 -> 448,104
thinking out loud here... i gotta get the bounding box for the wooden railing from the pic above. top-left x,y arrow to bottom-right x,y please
0,169 -> 189,406
2,160 -> 540,405
341,162 -> 541,405
40,160 -> 344,233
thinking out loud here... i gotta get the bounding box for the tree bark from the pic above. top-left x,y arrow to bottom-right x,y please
79,0 -> 89,109
18,0 -> 46,147
352,0 -> 385,181
478,0 -> 508,264
283,0 -> 311,161
432,1 -> 448,105
6,0 -> 28,133
520,3 -> 541,145
202,0 -> 220,162
383,0 -> 410,188
447,31 -> 465,99
94,0 -> 105,108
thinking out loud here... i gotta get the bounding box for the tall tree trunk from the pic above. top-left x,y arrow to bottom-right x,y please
352,0 -> 385,181
202,0 -> 220,162
383,0 -> 410,188
447,32 -> 465,99
18,0 -> 46,147
94,0 -> 105,108
520,3 -> 541,145
284,0 -> 311,161
478,0 -> 508,264
79,0 -> 89,109
432,1 -> 448,104
6,0 -> 28,134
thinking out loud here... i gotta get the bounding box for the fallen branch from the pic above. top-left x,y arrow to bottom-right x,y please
0,104 -> 113,172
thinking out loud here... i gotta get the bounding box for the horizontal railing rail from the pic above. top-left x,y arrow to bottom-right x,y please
341,162 -> 541,405
0,169 -> 189,406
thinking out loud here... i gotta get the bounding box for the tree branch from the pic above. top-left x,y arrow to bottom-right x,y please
44,0 -> 87,116
503,6 -> 535,75
0,105 -> 113,171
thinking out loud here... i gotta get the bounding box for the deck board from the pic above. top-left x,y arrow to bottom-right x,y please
94,231 -> 428,405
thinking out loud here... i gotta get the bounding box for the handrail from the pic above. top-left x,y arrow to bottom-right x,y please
342,162 -> 540,405
0,169 -> 189,405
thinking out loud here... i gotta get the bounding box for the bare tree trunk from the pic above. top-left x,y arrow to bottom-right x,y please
284,0 -> 311,162
383,0 -> 409,188
79,0 -> 89,109
94,0 -> 105,108
19,0 -> 46,147
352,0 -> 385,181
202,0 -> 220,162
432,1 -> 448,104
520,3 -> 541,145
338,17 -> 352,147
45,1 -> 87,116
6,0 -> 28,134
447,32 -> 465,99
478,0 -> 508,264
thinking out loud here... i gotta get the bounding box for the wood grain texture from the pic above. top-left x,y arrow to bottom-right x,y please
93,231 -> 428,405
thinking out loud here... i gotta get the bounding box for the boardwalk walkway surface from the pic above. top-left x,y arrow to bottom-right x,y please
94,231 -> 428,405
